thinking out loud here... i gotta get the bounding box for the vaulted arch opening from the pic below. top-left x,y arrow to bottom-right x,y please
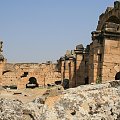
85,77 -> 89,84
55,80 -> 62,85
115,72 -> 120,80
2,70 -> 12,75
101,16 -> 120,32
106,16 -> 120,24
62,79 -> 69,89
26,77 -> 38,88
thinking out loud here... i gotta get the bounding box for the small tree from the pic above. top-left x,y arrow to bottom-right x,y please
96,76 -> 102,84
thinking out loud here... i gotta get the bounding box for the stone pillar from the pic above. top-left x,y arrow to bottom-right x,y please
89,31 -> 104,83
68,57 -> 76,87
102,31 -> 120,82
90,22 -> 120,83
74,48 -> 84,86
64,60 -> 70,80
61,58 -> 65,81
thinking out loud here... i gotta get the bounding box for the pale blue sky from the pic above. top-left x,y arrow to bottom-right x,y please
0,0 -> 114,63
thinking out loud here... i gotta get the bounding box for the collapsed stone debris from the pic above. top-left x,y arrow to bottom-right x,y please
0,80 -> 120,120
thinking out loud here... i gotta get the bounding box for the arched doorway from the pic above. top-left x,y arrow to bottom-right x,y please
26,77 -> 38,88
115,72 -> 120,80
85,77 -> 89,84
106,16 -> 120,24
55,80 -> 62,85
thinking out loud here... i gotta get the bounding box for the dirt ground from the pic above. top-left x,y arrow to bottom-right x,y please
0,87 -> 47,103
0,86 -> 63,106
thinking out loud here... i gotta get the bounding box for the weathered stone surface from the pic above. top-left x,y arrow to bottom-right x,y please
0,63 -> 61,89
58,1 -> 120,86
0,98 -> 23,120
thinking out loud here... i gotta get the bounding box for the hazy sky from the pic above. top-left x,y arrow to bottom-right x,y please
0,0 -> 114,63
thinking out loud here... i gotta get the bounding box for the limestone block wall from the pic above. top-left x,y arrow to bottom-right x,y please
76,54 -> 86,85
1,63 -> 61,89
102,38 -> 120,81
88,36 -> 104,84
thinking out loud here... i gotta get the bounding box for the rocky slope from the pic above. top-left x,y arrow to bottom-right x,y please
0,80 -> 120,120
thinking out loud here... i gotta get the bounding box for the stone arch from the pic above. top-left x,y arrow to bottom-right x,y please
97,7 -> 120,31
115,72 -> 120,80
85,77 -> 89,84
55,80 -> 62,85
106,16 -> 120,24
2,70 -> 12,75
26,77 -> 38,88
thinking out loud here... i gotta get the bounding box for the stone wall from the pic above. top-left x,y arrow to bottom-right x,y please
89,1 -> 120,82
102,37 -> 120,81
0,62 -> 61,89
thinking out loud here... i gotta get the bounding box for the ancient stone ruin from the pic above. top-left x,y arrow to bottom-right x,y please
0,60 -> 62,89
58,1 -> 120,88
0,1 -> 120,89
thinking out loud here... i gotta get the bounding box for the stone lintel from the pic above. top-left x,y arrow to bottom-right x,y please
91,31 -> 102,41
92,30 -> 120,41
68,56 -> 75,60
74,50 -> 83,54
103,31 -> 120,39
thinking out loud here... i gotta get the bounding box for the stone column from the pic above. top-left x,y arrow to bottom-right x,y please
60,58 -> 65,82
64,60 -> 70,80
68,57 -> 76,87
102,31 -> 120,82
0,59 -> 6,86
89,31 -> 103,83
74,49 -> 84,86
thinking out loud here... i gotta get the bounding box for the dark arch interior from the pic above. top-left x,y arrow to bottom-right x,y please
55,80 -> 62,85
115,72 -> 120,80
85,77 -> 89,84
2,70 -> 12,75
106,16 -> 120,24
26,77 -> 38,88
63,79 -> 69,89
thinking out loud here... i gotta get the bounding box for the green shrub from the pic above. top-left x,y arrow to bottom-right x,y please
96,76 -> 102,84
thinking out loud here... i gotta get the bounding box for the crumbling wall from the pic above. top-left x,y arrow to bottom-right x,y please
1,63 -> 61,89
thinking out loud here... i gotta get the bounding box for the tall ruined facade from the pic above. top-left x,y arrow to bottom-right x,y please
59,1 -> 120,88
89,1 -> 120,83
